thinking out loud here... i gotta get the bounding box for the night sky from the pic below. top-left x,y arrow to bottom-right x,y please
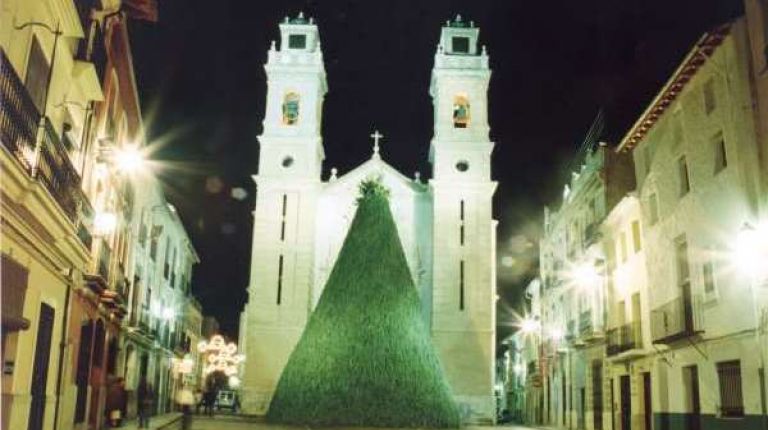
129,0 -> 743,339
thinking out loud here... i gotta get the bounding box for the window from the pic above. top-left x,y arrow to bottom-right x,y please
713,132 -> 727,174
459,200 -> 465,246
459,260 -> 465,311
716,360 -> 744,417
24,36 -> 49,112
455,160 -> 469,172
642,144 -> 652,176
671,113 -> 684,149
703,78 -> 716,114
452,95 -> 470,128
452,36 -> 469,53
288,34 -> 306,49
163,237 -> 171,279
631,220 -> 642,253
280,194 -> 287,241
678,156 -> 691,196
277,255 -> 284,305
282,92 -> 300,125
649,193 -> 659,225
703,260 -> 716,295
150,231 -> 158,261
138,219 -> 147,247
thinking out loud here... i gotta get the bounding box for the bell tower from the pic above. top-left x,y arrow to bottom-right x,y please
241,12 -> 326,415
428,15 -> 497,422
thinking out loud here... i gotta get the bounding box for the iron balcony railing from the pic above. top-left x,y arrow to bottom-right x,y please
606,321 -> 642,356
1,49 -> 88,227
36,117 -> 82,220
651,289 -> 703,343
1,49 -> 39,174
97,240 -> 111,281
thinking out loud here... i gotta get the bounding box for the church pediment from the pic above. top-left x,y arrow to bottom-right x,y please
323,157 -> 427,196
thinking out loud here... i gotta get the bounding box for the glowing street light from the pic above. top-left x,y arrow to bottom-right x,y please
732,222 -> 768,279
568,261 -> 601,290
161,306 -> 175,321
114,145 -> 145,173
93,211 -> 117,236
228,375 -> 241,388
517,316 -> 540,335
548,327 -> 564,342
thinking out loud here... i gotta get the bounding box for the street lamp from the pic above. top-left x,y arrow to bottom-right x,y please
113,145 -> 146,174
517,316 -> 541,335
568,261 -> 601,291
732,222 -> 768,279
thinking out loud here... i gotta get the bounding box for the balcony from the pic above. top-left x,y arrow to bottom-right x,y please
583,222 -> 602,248
565,320 -> 576,341
76,198 -> 94,250
97,240 -> 111,282
606,321 -> 644,359
1,50 -> 86,224
651,290 -> 703,344
36,117 -> 82,220
577,310 -> 604,344
1,49 -> 39,175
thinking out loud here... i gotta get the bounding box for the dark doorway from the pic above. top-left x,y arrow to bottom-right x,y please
139,352 -> 148,381
74,320 -> 93,423
683,365 -> 701,430
580,387 -> 586,429
562,371 -> 567,426
610,378 -> 615,430
643,372 -> 652,430
593,361 -> 604,430
620,375 -> 631,430
28,303 -> 55,430
547,375 -> 551,423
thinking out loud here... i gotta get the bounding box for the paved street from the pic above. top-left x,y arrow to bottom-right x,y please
173,416 -> 543,430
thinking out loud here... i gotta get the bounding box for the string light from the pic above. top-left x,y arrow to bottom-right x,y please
197,334 -> 245,376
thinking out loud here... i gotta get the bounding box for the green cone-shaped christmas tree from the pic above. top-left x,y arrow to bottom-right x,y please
266,180 -> 460,428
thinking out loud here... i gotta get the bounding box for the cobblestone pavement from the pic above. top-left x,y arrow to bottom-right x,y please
180,415 -> 543,430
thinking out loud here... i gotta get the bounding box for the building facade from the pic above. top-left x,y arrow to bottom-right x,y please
1,1 -> 104,429
1,1 -> 204,429
538,143 -> 635,430
240,13 -> 498,422
618,18 -> 766,430
524,10 -> 768,430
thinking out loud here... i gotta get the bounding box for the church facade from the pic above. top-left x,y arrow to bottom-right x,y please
239,13 -> 498,422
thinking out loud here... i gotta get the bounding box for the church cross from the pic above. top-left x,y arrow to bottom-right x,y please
370,129 -> 384,158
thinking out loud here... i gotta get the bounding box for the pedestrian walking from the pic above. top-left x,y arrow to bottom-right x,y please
137,378 -> 154,429
194,388 -> 203,414
203,387 -> 216,416
176,384 -> 195,430
106,377 -> 127,427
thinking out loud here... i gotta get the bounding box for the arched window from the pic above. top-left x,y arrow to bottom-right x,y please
282,92 -> 300,125
453,95 -> 470,128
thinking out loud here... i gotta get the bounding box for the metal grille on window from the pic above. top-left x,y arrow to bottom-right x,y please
716,360 -> 744,417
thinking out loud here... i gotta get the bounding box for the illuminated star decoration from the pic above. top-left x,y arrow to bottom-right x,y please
197,334 -> 245,376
